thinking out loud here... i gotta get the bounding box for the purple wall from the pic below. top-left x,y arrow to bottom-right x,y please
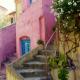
0,24 -> 16,63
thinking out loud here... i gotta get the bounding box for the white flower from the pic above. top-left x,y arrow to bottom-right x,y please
71,9 -> 73,12
61,0 -> 63,2
58,0 -> 63,3
73,0 -> 74,3
61,8 -> 64,13
67,17 -> 69,19
73,2 -> 77,6
68,11 -> 71,14
58,0 -> 61,3
57,13 -> 60,18
68,2 -> 72,5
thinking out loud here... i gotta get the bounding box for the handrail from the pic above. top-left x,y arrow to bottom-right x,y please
45,31 -> 56,49
44,30 -> 56,79
10,47 -> 43,65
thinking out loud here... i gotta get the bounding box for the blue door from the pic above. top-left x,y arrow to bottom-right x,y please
21,39 -> 30,55
30,0 -> 32,4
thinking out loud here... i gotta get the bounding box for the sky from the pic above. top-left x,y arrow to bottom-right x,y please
0,0 -> 16,14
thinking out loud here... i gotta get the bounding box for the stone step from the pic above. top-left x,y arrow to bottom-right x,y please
24,61 -> 47,68
17,69 -> 45,73
35,55 -> 47,59
18,63 -> 48,70
24,76 -> 47,80
27,61 -> 46,65
33,55 -> 47,62
19,70 -> 47,78
21,59 -> 49,70
37,50 -> 54,56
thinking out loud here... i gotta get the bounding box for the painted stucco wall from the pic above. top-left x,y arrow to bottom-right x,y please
0,23 -> 16,63
42,0 -> 56,41
0,12 -> 16,29
16,0 -> 55,58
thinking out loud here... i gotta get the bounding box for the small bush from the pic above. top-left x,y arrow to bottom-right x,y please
37,39 -> 44,45
58,67 -> 69,80
48,54 -> 69,80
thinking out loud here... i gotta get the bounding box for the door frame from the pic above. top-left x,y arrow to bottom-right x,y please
20,36 -> 30,55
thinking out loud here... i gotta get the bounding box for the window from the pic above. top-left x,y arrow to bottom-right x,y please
29,0 -> 37,5
30,0 -> 32,4
11,18 -> 13,24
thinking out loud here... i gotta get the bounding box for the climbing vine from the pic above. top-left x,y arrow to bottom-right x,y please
49,0 -> 80,80
51,0 -> 80,56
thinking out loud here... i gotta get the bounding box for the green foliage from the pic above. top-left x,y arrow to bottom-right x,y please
37,39 -> 44,45
58,67 -> 69,80
48,54 -> 67,68
48,54 -> 69,80
52,0 -> 80,35
53,0 -> 80,19
51,0 -> 80,55
48,56 -> 59,69
58,54 -> 67,67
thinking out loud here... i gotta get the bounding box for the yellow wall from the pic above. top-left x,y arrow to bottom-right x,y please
59,33 -> 80,61
15,0 -> 22,17
6,65 -> 23,80
0,12 -> 16,28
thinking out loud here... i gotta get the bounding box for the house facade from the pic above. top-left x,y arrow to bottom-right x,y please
16,0 -> 55,58
0,11 -> 16,28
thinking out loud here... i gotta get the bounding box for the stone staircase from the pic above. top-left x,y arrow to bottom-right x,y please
15,50 -> 52,80
0,53 -> 17,80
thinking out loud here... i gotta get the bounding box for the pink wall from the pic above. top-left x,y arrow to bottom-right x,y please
16,0 -> 55,58
42,0 -> 56,41
0,24 -> 16,63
